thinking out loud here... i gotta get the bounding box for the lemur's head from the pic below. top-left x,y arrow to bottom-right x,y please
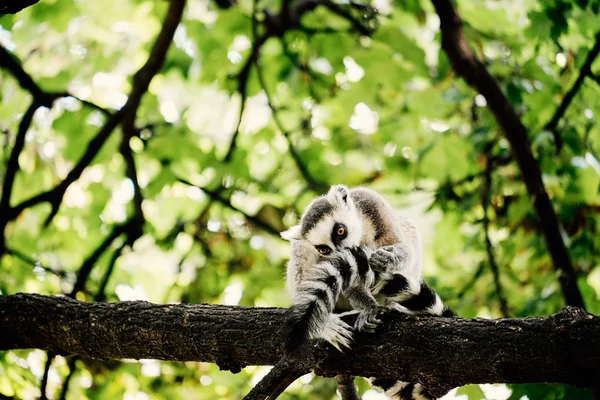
281,185 -> 363,256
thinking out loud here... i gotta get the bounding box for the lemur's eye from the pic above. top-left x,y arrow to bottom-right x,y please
316,245 -> 331,255
337,227 -> 345,236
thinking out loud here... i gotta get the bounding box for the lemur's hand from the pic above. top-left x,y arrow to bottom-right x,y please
369,245 -> 399,273
319,314 -> 354,351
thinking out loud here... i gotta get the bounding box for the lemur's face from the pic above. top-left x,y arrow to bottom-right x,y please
281,185 -> 363,256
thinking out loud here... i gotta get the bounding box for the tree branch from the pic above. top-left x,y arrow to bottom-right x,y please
176,179 -> 282,236
254,46 -> 327,192
545,32 -> 600,151
1,294 -> 599,394
336,375 -> 361,400
4,0 -> 185,227
244,357 -> 309,400
0,101 -> 42,253
431,0 -> 586,309
481,148 -> 510,317
223,0 -> 377,161
0,0 -> 39,14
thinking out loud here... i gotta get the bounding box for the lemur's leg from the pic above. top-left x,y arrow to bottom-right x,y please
283,256 -> 353,353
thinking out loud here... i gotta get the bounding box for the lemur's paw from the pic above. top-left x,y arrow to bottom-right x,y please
354,307 -> 381,333
317,314 -> 354,351
369,246 -> 398,272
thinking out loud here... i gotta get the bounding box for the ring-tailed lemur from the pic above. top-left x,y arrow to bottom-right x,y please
280,185 -> 454,400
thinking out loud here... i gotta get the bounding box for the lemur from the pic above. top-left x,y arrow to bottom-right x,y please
280,185 -> 454,400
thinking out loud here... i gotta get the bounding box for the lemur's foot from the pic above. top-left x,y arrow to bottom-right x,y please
354,307 -> 381,333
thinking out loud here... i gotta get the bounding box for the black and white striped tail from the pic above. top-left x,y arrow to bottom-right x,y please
376,272 -> 455,317
371,379 -> 435,400
372,276 -> 455,400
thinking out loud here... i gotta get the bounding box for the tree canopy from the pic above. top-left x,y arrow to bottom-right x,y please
0,0 -> 599,399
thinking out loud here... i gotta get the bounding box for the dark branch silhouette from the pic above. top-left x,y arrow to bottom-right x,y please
3,0 -> 185,228
0,0 -> 39,14
545,32 -> 600,151
431,0 -> 585,309
481,145 -> 510,317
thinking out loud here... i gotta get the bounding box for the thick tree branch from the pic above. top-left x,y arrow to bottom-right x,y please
431,0 -> 586,309
1,294 -> 599,394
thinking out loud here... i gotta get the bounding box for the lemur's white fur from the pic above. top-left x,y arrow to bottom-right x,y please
281,185 -> 452,400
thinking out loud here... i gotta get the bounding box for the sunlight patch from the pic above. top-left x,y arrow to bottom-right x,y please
349,102 -> 378,135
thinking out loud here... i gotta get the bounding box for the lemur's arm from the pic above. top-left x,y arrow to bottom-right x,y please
283,255 -> 353,353
339,246 -> 382,333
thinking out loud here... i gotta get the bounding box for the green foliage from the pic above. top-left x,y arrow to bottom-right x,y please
0,0 -> 599,398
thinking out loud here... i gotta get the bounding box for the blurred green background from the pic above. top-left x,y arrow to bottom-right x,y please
1,0 -> 599,398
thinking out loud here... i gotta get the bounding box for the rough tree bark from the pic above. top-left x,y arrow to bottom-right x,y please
1,294 -> 599,395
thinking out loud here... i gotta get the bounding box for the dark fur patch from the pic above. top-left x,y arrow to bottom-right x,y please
380,273 -> 410,296
307,288 -> 330,309
332,258 -> 352,290
350,190 -> 387,241
398,383 -> 415,400
400,282 -> 436,312
324,275 -> 338,291
335,185 -> 348,202
371,378 -> 397,391
301,197 -> 333,236
441,307 -> 456,317
282,302 -> 315,353
349,246 -> 369,281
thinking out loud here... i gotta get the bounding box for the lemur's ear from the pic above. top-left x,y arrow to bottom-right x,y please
281,225 -> 302,241
327,184 -> 350,207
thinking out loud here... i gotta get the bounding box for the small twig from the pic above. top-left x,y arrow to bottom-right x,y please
68,221 -> 136,298
481,146 -> 510,317
223,32 -> 268,162
5,247 -> 69,279
120,114 -> 145,225
336,375 -> 361,400
0,45 -> 46,98
39,352 -> 54,400
319,0 -> 375,36
177,179 -> 281,236
456,262 -> 485,299
0,101 -> 42,253
253,32 -> 327,191
57,357 -> 78,400
94,241 -> 128,303
545,32 -> 600,151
